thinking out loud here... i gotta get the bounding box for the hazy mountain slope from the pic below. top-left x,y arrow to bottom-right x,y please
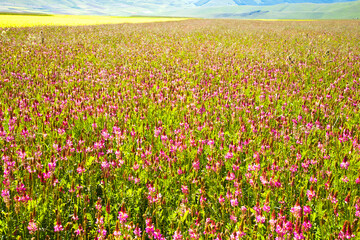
0,0 -> 359,18
160,0 -> 360,19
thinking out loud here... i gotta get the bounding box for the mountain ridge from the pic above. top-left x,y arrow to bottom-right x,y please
0,0 -> 359,19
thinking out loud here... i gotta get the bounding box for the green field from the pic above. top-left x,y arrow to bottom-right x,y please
0,14 -> 188,28
0,18 -> 359,239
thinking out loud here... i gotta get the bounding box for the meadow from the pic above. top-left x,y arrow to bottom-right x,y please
0,19 -> 359,239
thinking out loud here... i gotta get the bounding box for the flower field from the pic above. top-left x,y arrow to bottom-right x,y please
0,19 -> 359,239
0,15 -> 188,28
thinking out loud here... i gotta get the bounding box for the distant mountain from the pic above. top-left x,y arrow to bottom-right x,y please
194,0 -> 356,5
0,0 -> 359,19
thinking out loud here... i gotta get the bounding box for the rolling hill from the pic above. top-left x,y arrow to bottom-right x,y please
0,0 -> 359,19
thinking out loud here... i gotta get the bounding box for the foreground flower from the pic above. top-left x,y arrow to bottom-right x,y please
118,210 -> 129,224
230,214 -> 238,223
54,222 -> 64,232
291,202 -> 302,218
173,229 -> 183,240
134,226 -> 142,237
27,219 -> 38,234
338,221 -> 355,239
75,225 -> 84,236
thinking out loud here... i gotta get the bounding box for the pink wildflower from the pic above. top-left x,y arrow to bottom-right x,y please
181,185 -> 189,195
230,198 -> 238,207
118,210 -> 129,224
27,220 -> 38,234
290,202 -> 302,218
173,230 -> 183,240
54,222 -> 64,232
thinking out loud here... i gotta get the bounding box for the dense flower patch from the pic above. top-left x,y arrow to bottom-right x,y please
0,19 -> 359,239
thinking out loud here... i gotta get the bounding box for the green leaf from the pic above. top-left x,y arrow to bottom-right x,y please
86,156 -> 95,168
181,210 -> 189,223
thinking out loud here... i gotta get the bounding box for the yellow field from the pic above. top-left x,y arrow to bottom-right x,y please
0,14 -> 188,28
252,19 -> 315,21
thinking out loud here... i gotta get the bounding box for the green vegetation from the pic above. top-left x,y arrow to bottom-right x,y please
0,19 -> 359,239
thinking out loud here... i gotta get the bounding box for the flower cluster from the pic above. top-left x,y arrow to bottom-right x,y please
0,19 -> 359,239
